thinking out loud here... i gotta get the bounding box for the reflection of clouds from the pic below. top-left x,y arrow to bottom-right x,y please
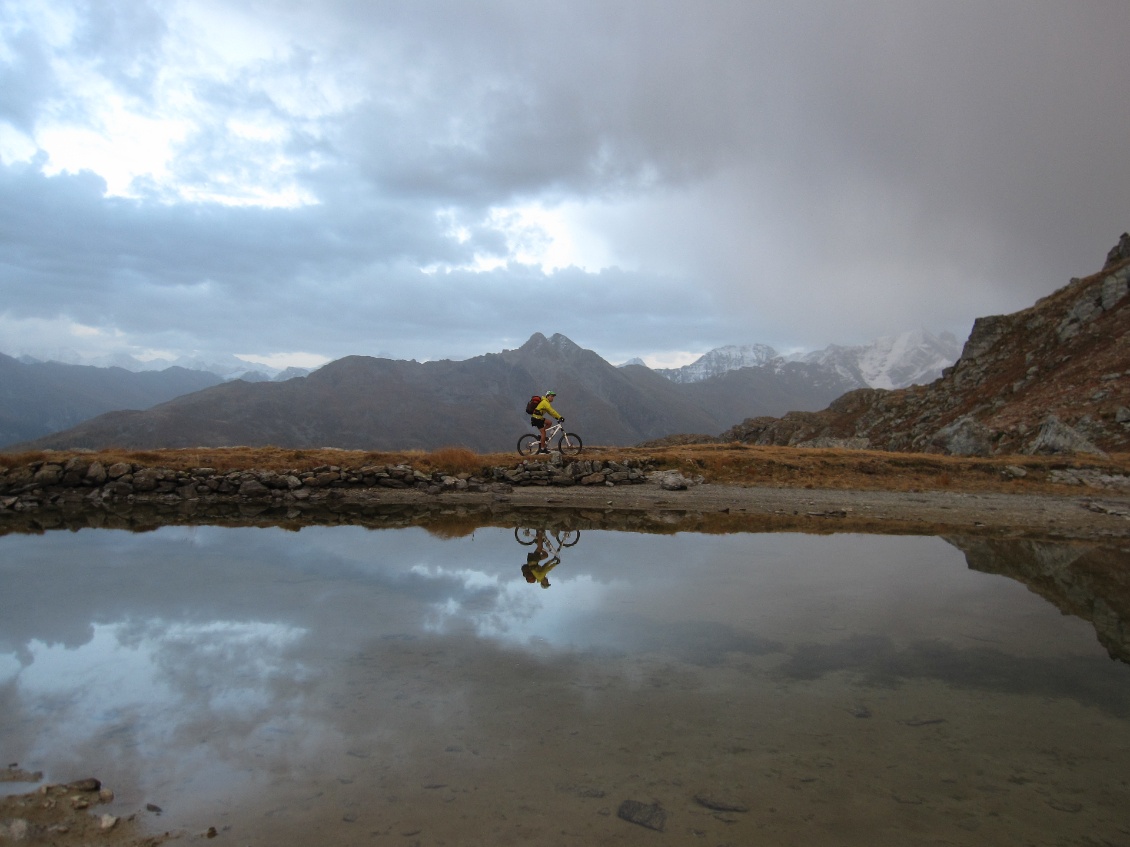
410,564 -> 614,648
13,618 -> 310,779
0,652 -> 19,684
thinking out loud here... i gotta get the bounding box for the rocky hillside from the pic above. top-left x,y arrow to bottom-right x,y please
723,234 -> 1130,456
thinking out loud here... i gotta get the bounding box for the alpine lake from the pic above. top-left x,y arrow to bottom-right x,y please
1,502 -> 1129,847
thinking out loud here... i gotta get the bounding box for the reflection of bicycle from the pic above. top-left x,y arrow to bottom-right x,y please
515,527 -> 581,549
517,420 -> 583,456
517,528 -> 579,588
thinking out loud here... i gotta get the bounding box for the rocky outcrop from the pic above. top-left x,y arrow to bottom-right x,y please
1105,232 -> 1130,269
0,454 -> 658,513
721,235 -> 1130,456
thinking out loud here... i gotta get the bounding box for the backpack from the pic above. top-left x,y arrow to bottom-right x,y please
525,395 -> 542,415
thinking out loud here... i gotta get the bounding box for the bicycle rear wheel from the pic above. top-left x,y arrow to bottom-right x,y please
517,434 -> 539,456
556,432 -> 583,456
515,527 -> 538,545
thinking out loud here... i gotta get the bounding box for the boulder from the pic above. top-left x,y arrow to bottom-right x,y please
1022,415 -> 1108,457
930,416 -> 994,457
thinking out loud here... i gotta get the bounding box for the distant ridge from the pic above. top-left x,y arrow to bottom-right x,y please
0,354 -> 224,447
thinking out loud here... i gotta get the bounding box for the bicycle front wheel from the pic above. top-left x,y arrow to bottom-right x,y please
517,434 -> 540,456
556,432 -> 583,456
556,530 -> 580,547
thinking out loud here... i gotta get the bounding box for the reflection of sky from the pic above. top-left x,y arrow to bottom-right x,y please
417,563 -> 614,646
2,524 -> 1126,823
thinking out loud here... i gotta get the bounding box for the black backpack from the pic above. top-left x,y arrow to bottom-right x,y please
524,395 -> 542,415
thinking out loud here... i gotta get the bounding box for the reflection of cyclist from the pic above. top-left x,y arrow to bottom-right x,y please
530,390 -> 563,454
521,529 -> 560,588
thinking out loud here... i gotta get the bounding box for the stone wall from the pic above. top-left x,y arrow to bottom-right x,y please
0,454 -> 658,513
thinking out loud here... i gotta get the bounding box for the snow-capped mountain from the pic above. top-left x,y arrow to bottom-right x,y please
790,330 -> 960,390
644,331 -> 960,390
652,344 -> 779,384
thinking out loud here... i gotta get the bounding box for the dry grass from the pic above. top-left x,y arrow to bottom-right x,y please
3,442 -> 1129,495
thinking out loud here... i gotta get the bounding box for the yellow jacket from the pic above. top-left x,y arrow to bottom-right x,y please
533,397 -> 561,420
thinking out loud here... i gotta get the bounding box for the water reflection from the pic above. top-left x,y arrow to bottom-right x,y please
1,524 -> 1129,845
516,527 -> 580,587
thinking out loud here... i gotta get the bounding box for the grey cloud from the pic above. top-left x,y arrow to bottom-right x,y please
0,162 -> 724,362
1,0 -> 1128,365
0,28 -> 58,132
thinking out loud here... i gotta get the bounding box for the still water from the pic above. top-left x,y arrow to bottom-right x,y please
1,523 -> 1129,845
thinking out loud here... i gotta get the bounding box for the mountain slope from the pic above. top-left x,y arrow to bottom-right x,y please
723,234 -> 1130,455
0,355 -> 224,448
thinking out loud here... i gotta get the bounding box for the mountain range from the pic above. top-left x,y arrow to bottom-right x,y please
13,349 -> 311,382
647,331 -> 960,390
0,354 -> 225,447
3,323 -> 961,453
7,332 -> 869,452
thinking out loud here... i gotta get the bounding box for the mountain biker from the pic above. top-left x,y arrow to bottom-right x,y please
521,530 -> 560,588
530,390 -> 563,454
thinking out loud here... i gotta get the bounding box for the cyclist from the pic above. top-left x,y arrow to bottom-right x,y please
521,530 -> 560,588
530,390 -> 564,454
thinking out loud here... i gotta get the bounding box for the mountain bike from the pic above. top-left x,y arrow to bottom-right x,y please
517,420 -> 583,456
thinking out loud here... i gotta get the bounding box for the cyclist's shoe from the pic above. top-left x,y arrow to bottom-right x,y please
536,448 -> 550,454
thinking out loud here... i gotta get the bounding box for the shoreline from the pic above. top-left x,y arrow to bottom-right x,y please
3,478 -> 1130,541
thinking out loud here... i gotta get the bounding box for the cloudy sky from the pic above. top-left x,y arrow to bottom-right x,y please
1,1 -> 1128,371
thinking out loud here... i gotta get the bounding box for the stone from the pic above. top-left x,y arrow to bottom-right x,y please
1023,415 -> 1107,457
693,793 -> 750,812
131,468 -> 162,491
617,800 -> 666,831
106,462 -> 132,479
33,464 -> 64,485
63,456 -> 91,475
652,470 -> 692,490
238,479 -> 269,496
1,819 -> 29,840
930,415 -> 994,457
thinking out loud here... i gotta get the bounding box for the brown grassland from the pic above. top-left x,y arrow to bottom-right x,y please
4,442 -> 1130,495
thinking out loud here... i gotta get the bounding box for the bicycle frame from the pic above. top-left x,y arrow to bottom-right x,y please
517,420 -> 583,456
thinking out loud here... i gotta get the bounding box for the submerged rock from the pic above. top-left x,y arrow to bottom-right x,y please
617,799 -> 666,831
